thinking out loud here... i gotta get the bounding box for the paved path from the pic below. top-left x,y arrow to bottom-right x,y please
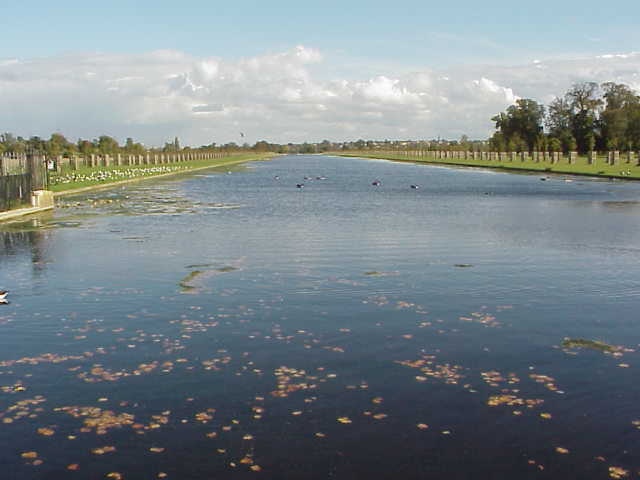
0,205 -> 53,222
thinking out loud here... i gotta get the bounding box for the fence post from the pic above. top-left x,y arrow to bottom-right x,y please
26,152 -> 47,190
627,151 -> 634,164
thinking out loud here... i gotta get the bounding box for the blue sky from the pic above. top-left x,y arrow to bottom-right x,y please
1,1 -> 639,145
5,0 -> 639,69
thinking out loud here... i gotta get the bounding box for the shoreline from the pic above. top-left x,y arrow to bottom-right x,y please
52,153 -> 278,197
336,152 -> 640,181
0,154 -> 277,223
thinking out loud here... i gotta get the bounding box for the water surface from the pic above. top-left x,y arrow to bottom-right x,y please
1,155 -> 639,479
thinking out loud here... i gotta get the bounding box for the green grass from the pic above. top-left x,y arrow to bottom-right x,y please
49,153 -> 278,194
337,151 -> 640,180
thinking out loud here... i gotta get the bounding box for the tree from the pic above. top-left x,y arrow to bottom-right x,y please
600,82 -> 640,150
565,82 -> 602,153
124,137 -> 135,152
489,131 -> 506,151
77,139 -> 95,155
546,97 -> 572,136
0,133 -> 25,153
27,136 -> 46,153
46,133 -> 74,157
491,99 -> 544,151
547,137 -> 562,152
96,135 -> 119,155
252,140 -> 270,152
318,140 -> 332,152
299,142 -> 316,154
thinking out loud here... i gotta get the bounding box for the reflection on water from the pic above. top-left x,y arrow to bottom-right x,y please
0,226 -> 51,273
1,156 -> 640,480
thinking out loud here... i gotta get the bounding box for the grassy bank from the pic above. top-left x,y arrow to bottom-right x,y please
337,152 -> 640,180
50,153 -> 278,196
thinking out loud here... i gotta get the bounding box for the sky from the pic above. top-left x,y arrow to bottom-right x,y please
1,0 -> 639,146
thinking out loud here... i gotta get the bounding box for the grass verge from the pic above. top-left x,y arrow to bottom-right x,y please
337,152 -> 640,180
50,153 -> 278,196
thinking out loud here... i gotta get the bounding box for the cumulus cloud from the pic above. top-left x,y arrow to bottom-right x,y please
1,47 -> 640,145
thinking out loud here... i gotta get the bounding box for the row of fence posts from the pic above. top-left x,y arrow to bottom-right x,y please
380,150 -> 640,166
50,151 -> 231,172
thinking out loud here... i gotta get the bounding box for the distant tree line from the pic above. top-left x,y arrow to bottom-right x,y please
0,133 -> 291,158
490,82 -> 640,153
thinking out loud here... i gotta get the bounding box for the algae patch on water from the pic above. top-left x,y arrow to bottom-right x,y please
179,264 -> 240,293
363,271 -> 398,277
561,338 -> 619,353
216,266 -> 238,273
180,270 -> 205,292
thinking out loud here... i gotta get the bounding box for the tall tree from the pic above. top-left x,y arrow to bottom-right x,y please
46,133 -> 74,157
491,99 -> 544,151
566,82 -> 601,153
77,139 -> 95,155
96,135 -> 120,155
600,82 -> 640,150
546,97 -> 577,152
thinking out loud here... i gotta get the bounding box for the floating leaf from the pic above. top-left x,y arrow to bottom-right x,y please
608,466 -> 629,479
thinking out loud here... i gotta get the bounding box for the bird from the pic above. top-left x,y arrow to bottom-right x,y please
0,290 -> 8,305
410,184 -> 419,189
372,180 -> 381,186
296,183 -> 304,188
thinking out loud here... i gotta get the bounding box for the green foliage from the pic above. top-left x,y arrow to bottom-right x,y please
491,99 -> 544,151
97,135 -> 120,155
547,137 -> 562,152
599,82 -> 640,151
493,81 -> 640,154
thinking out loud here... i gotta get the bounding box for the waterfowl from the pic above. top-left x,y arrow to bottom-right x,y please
0,291 -> 8,304
296,183 -> 304,188
372,180 -> 382,186
410,184 -> 419,189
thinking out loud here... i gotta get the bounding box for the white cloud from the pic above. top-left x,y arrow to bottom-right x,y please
1,47 -> 640,145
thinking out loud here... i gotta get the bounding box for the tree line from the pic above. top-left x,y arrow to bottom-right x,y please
490,82 -> 640,153
0,133 -> 289,158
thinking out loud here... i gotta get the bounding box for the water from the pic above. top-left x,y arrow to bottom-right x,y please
1,155 -> 639,479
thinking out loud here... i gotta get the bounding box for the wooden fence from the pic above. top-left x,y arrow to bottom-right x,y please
50,151 -> 234,173
0,154 -> 48,212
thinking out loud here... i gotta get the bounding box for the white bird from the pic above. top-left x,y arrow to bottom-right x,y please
0,290 -> 8,304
